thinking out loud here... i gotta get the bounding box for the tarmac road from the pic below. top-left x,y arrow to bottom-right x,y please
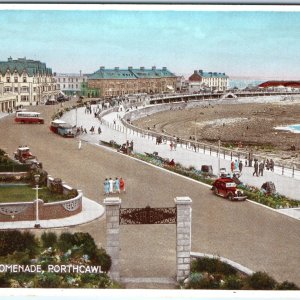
1,101 -> 300,286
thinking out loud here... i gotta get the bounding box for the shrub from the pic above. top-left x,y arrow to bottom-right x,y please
57,232 -> 75,252
276,281 -> 299,290
247,272 -> 277,290
191,257 -> 237,276
41,232 -> 58,249
92,248 -> 112,272
0,231 -> 38,257
188,272 -> 204,289
98,273 -> 112,288
73,232 -> 97,257
36,272 -> 61,288
223,275 -> 244,290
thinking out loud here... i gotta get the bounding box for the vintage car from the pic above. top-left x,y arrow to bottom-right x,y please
14,146 -> 42,168
211,177 -> 247,201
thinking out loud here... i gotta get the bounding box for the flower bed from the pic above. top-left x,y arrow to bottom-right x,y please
0,231 -> 117,288
182,256 -> 299,290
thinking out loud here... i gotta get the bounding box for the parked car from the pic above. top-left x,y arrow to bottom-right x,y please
211,177 -> 246,201
14,146 -> 42,168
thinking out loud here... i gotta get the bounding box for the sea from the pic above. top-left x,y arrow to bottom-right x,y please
229,79 -> 265,89
275,124 -> 300,134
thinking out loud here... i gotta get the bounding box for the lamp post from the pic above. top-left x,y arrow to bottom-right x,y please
34,174 -> 41,228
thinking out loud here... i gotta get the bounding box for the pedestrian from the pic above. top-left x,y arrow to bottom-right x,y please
108,178 -> 114,194
266,159 -> 270,171
234,159 -> 238,170
114,177 -> 120,194
259,161 -> 264,176
84,128 -> 87,134
170,141 -> 173,151
173,142 -> 177,151
130,140 -> 134,152
270,159 -> 274,172
98,126 -> 102,134
104,178 -> 110,195
78,139 -> 82,150
239,160 -> 243,173
230,161 -> 235,173
90,126 -> 94,134
120,177 -> 125,193
253,160 -> 259,177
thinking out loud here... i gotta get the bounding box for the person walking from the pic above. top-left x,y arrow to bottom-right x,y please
104,178 -> 110,195
120,177 -> 125,193
98,126 -> 102,134
238,160 -> 243,173
78,139 -> 82,150
270,159 -> 275,172
108,178 -> 114,194
114,177 -> 120,194
253,160 -> 259,177
259,161 -> 264,176
230,161 -> 235,173
266,159 -> 270,171
234,159 -> 238,170
170,141 -> 173,151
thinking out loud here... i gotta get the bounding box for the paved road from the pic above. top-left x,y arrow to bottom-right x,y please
1,101 -> 300,286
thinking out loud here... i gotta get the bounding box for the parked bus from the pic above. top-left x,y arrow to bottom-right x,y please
15,112 -> 44,124
50,119 -> 76,137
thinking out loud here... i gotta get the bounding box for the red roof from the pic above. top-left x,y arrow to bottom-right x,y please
259,81 -> 300,88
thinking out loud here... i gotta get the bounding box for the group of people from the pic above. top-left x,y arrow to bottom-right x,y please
252,158 -> 274,177
230,159 -> 243,173
103,177 -> 125,195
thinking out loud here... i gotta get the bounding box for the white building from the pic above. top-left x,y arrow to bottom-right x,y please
188,69 -> 229,92
0,57 -> 58,107
55,71 -> 87,96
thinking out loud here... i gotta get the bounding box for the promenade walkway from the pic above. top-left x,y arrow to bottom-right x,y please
62,105 -> 300,220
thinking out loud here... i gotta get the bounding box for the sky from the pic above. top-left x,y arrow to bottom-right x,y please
0,6 -> 300,80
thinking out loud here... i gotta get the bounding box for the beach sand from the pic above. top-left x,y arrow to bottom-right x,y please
133,98 -> 300,167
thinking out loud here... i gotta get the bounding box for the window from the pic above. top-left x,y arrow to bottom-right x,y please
14,87 -> 18,93
4,87 -> 12,93
58,78 -> 60,82
6,77 -> 10,83
21,86 -> 29,93
33,87 -> 36,92
14,77 -> 18,83
76,78 -> 78,82
63,78 -> 65,82
63,84 -> 65,88
23,77 -> 27,83
76,84 -> 78,88
21,96 -> 29,102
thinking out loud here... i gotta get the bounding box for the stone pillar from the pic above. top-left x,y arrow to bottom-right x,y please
175,196 -> 192,282
103,197 -> 121,282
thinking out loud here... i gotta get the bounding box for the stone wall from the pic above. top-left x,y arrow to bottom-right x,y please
0,176 -> 82,222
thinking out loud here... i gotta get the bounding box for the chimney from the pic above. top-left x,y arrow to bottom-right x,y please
80,70 -> 82,76
140,67 -> 145,71
8,56 -> 12,62
194,70 -> 197,74
199,69 -> 203,74
100,66 -> 105,70
152,66 -> 156,70
128,66 -> 133,71
162,67 -> 167,71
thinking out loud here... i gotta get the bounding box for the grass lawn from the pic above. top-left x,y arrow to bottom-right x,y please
0,185 -> 71,203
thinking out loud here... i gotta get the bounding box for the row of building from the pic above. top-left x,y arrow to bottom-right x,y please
0,57 -> 230,112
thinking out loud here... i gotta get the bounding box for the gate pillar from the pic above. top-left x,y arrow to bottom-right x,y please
104,197 -> 121,282
175,196 -> 192,281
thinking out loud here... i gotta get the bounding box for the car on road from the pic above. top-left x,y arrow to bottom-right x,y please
14,146 -> 42,168
211,177 -> 247,201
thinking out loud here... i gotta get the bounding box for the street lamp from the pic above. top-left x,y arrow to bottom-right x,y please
33,174 -> 41,228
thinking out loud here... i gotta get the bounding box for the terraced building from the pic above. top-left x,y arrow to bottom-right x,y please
0,57 -> 58,109
87,66 -> 177,97
189,69 -> 229,92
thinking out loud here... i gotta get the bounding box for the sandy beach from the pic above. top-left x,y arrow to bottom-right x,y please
133,98 -> 300,167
